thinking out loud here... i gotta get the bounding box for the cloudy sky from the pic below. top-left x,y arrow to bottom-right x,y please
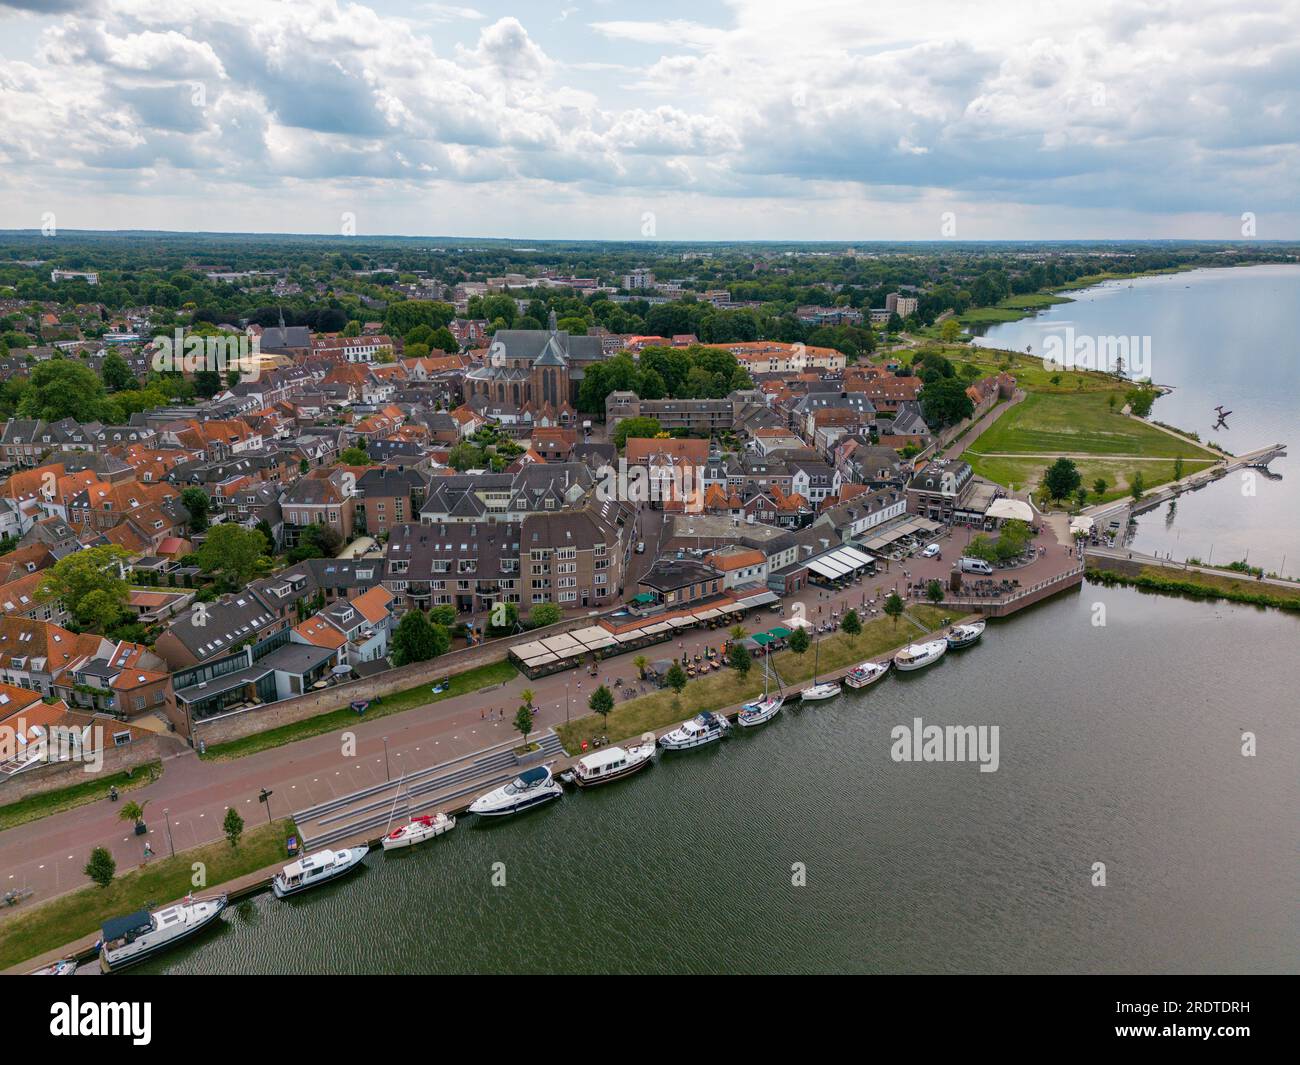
1,0 -> 1297,240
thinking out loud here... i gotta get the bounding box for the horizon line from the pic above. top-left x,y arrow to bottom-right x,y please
1,229 -> 1298,247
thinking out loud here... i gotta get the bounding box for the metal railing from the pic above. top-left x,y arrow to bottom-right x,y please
913,564 -> 1085,607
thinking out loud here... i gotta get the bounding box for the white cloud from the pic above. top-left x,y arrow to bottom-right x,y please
0,0 -> 1296,236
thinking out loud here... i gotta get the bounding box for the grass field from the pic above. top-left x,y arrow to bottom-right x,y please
966,455 -> 1218,502
200,660 -> 519,761
556,605 -> 950,752
958,291 -> 1074,324
966,392 -> 1215,459
916,341 -> 1126,394
1088,567 -> 1300,611
0,818 -> 296,971
0,761 -> 161,833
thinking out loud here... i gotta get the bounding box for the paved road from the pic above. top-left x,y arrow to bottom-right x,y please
0,516 -> 1080,909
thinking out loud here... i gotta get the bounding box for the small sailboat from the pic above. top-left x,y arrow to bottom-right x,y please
845,659 -> 890,689
379,773 -> 456,850
738,647 -> 783,727
946,620 -> 986,649
799,636 -> 841,702
893,639 -> 947,672
659,711 -> 730,750
469,765 -> 563,816
383,812 -> 455,850
570,736 -> 656,787
272,846 -> 369,898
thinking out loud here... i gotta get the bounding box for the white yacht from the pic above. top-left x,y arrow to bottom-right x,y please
98,895 -> 228,972
799,638 -> 841,702
946,620 -> 987,649
893,639 -> 948,672
659,711 -> 730,750
468,765 -> 563,816
738,693 -> 783,726
738,650 -> 783,728
272,846 -> 369,898
381,812 -> 456,851
570,739 -> 655,788
845,659 -> 890,689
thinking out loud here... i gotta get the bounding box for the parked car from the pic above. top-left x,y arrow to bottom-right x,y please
921,544 -> 941,559
635,541 -> 646,554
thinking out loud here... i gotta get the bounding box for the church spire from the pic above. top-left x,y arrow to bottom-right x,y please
548,308 -> 557,334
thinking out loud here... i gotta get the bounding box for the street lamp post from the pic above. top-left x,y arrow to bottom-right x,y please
382,736 -> 391,782
162,808 -> 175,858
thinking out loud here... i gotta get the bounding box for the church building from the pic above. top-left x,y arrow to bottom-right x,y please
463,311 -> 606,427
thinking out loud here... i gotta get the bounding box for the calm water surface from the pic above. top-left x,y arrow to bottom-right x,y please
138,587 -> 1298,975
974,265 -> 1300,573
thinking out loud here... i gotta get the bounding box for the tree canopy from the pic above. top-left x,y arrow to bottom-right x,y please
194,524 -> 272,587
38,545 -> 133,631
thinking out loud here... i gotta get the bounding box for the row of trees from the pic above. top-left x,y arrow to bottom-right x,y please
576,345 -> 753,414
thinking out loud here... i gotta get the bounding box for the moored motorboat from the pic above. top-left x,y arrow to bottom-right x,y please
30,957 -> 77,972
30,959 -> 78,976
946,620 -> 986,649
845,659 -> 890,689
571,738 -> 655,787
272,846 -> 369,898
659,711 -> 730,750
469,765 -> 563,816
381,812 -> 456,850
893,639 -> 947,672
98,894 -> 228,972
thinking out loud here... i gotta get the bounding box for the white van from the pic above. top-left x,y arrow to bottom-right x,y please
960,557 -> 994,575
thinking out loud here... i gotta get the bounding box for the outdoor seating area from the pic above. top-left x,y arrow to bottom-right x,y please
857,518 -> 945,561
909,577 -> 1021,600
736,625 -> 794,655
804,545 -> 877,588
510,590 -> 782,678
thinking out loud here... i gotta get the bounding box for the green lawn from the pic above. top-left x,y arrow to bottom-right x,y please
0,761 -> 161,832
958,291 -> 1074,324
556,606 -> 951,752
0,818 -> 296,971
908,342 -> 1125,394
200,660 -> 520,761
967,392 -> 1215,459
1088,566 -> 1300,612
966,455 -> 1218,503
1057,265 -> 1195,290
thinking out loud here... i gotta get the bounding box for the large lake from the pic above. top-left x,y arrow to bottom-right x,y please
973,265 -> 1299,573
135,587 -> 1297,975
